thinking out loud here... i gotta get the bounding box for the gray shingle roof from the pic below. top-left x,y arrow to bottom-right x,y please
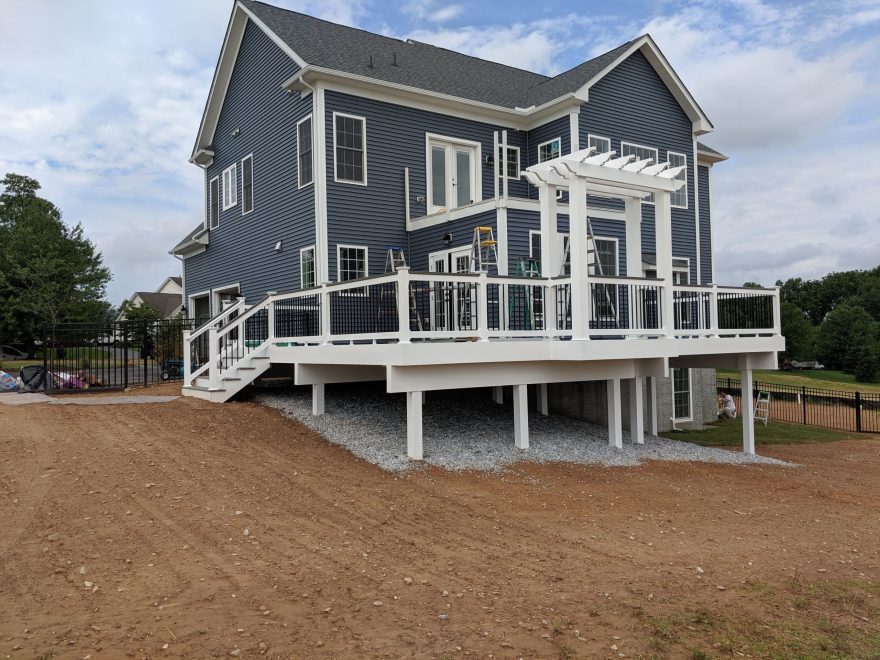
696,141 -> 728,161
243,0 -> 638,109
171,223 -> 206,253
135,292 -> 182,318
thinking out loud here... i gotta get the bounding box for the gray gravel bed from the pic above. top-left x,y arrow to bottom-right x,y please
256,385 -> 794,472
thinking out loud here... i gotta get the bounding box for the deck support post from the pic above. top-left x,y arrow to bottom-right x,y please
607,378 -> 623,449
740,367 -> 755,454
646,376 -> 658,436
407,391 -> 423,460
628,377 -> 645,444
538,383 -> 549,416
311,383 -> 325,416
513,384 -> 529,449
492,386 -> 503,405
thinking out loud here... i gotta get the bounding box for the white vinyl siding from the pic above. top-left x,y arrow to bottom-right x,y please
300,246 -> 316,288
668,151 -> 688,208
297,115 -> 313,188
621,142 -> 658,203
222,164 -> 237,210
333,113 -> 366,184
241,155 -> 254,215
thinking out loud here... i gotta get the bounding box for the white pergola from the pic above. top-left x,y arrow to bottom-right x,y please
522,147 -> 686,340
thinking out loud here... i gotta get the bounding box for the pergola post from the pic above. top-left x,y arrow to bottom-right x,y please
624,197 -> 643,277
568,176 -> 590,340
607,378 -> 623,449
628,377 -> 645,444
655,190 -> 675,336
538,182 -> 559,277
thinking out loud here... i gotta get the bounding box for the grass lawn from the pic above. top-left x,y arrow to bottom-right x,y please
717,368 -> 880,394
1,347 -> 119,373
661,417 -> 859,446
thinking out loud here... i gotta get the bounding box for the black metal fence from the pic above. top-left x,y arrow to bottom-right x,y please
718,377 -> 880,433
35,319 -> 197,393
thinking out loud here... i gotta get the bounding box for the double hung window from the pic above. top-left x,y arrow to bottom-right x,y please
621,142 -> 658,202
300,246 -> 316,288
334,113 -> 366,184
672,368 -> 692,420
498,146 -> 520,179
667,152 -> 688,208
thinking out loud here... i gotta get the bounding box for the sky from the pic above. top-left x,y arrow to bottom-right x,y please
1,0 -> 878,305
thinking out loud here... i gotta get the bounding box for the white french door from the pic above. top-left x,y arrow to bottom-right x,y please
428,246 -> 473,330
428,137 -> 479,214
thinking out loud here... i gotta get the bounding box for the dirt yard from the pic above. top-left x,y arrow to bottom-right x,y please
1,385 -> 879,659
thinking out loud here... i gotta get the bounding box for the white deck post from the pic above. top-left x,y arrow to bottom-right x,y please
740,367 -> 755,454
320,283 -> 331,344
624,197 -> 643,278
646,376 -> 658,436
492,386 -> 503,404
312,383 -> 325,416
478,271 -> 490,341
607,378 -> 623,449
628,377 -> 644,444
407,391 -> 423,460
513,384 -> 529,449
182,330 -> 192,387
396,267 -> 412,343
538,182 -> 558,277
655,190 -> 675,336
208,326 -> 220,390
538,383 -> 549,416
569,177 -> 590,340
266,297 -> 276,342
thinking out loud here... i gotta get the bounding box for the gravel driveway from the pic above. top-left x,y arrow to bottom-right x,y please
257,384 -> 793,472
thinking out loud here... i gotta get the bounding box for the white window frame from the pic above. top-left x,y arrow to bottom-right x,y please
592,236 -> 619,276
587,134 -> 611,154
241,154 -> 254,215
621,142 -> 658,204
222,164 -> 237,210
332,112 -> 367,186
187,289 -> 211,321
528,229 -> 541,263
672,367 -> 693,422
667,151 -> 688,209
425,133 -> 482,215
211,282 -> 241,317
297,114 -> 313,189
208,176 -> 220,230
538,137 -> 564,200
300,245 -> 316,289
498,145 -> 520,179
336,244 -> 368,295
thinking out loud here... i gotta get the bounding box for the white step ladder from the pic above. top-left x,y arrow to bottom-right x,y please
754,391 -> 771,426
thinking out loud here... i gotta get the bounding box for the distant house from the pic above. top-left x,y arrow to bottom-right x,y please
117,277 -> 183,320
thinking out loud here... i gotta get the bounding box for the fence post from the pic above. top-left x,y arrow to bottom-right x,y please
123,322 -> 129,389
142,320 -> 149,388
855,391 -> 862,433
42,323 -> 48,391
802,385 -> 807,425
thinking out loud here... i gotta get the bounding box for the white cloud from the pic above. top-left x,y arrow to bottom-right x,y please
402,1 -> 463,24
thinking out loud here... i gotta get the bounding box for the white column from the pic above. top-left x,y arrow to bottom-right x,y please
312,383 -> 325,416
537,383 -> 549,416
624,197 -> 643,278
646,376 -> 658,436
568,176 -> 590,340
396,267 -> 412,343
492,386 -> 503,405
740,368 -> 755,454
628,378 -> 645,444
607,378 -> 623,449
407,391 -> 423,460
654,191 -> 675,336
538,183 -> 558,277
513,384 -> 529,449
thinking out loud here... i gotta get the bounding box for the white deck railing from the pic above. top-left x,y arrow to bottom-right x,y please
182,269 -> 781,389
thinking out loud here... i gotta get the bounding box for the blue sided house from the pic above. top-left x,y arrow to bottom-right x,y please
171,0 -> 784,457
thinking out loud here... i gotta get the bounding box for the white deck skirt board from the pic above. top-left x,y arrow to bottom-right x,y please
295,363 -> 385,385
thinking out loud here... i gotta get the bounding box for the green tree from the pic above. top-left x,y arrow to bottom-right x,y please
0,173 -> 111,348
815,301 -> 879,373
779,302 -> 814,361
